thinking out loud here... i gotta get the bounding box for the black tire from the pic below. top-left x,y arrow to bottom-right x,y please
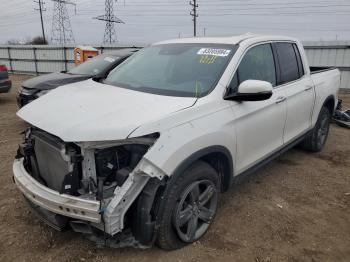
156,161 -> 219,250
301,106 -> 331,152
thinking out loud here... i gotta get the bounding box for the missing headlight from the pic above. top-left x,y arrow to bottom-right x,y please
94,144 -> 149,200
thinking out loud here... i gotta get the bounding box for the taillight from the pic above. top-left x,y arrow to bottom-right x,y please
0,65 -> 7,71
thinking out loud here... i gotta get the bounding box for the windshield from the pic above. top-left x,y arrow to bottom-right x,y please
105,43 -> 237,97
68,54 -> 120,76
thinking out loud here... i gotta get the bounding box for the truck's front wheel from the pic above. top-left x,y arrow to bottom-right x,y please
156,161 -> 219,250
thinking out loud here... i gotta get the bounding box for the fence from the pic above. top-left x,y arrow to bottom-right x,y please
0,44 -> 144,75
0,42 -> 349,90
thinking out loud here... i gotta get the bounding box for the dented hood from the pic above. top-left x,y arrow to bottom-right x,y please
17,79 -> 196,142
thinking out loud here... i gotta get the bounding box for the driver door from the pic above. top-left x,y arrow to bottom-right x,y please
228,43 -> 287,174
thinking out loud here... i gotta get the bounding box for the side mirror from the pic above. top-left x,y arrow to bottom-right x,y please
225,80 -> 273,101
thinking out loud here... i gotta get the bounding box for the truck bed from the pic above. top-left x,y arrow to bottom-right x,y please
310,67 -> 340,122
310,66 -> 337,75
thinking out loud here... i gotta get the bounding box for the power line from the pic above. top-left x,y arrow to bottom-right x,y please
93,0 -> 124,44
1,19 -> 348,33
77,8 -> 350,15
194,4 -> 350,11
2,0 -> 350,43
34,0 -> 47,44
75,10 -> 350,16
114,1 -> 350,7
51,0 -> 75,44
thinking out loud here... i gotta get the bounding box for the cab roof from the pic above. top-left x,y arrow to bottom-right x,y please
153,33 -> 299,46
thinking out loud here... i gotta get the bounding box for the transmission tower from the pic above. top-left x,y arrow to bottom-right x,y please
94,0 -> 124,44
51,0 -> 75,44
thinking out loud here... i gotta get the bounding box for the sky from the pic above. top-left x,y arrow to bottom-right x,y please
0,0 -> 349,45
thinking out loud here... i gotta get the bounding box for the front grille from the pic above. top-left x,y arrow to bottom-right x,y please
17,94 -> 36,107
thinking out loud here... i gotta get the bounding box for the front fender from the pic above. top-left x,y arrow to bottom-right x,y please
143,108 -> 236,177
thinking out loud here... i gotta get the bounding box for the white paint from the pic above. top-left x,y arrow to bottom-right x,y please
13,159 -> 101,223
130,35 -> 340,176
17,79 -> 196,142
238,80 -> 273,94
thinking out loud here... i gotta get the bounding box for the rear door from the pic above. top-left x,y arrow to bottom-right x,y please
273,43 -> 315,143
228,43 -> 287,173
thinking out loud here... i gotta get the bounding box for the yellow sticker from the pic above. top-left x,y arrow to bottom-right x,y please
199,55 -> 217,64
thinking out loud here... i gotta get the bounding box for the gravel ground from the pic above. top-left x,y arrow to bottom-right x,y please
0,74 -> 349,262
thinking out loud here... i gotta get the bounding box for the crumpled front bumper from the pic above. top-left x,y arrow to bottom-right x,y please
13,158 -> 101,223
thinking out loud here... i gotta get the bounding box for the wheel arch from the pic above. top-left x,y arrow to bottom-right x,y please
132,146 -> 234,247
171,145 -> 234,192
322,95 -> 336,115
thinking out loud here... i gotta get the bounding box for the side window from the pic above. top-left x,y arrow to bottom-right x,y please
275,43 -> 300,84
228,44 -> 276,93
228,72 -> 239,94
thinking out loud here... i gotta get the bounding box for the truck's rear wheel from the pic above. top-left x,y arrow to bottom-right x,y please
156,161 -> 219,250
301,106 -> 331,152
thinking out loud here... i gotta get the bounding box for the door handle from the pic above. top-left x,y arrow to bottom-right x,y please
275,96 -> 286,104
304,85 -> 313,91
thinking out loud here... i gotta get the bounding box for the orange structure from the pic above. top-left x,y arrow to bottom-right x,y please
74,46 -> 99,66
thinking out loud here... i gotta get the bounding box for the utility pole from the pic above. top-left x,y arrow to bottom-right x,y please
34,0 -> 46,44
94,0 -> 124,44
190,0 -> 198,37
51,0 -> 75,44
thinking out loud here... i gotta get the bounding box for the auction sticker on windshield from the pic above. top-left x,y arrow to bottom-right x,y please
197,48 -> 231,57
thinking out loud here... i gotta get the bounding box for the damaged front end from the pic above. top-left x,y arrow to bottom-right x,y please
13,128 -> 165,247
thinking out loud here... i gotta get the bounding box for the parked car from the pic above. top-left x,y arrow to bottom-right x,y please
14,35 -> 340,250
0,64 -> 12,94
16,48 -> 138,108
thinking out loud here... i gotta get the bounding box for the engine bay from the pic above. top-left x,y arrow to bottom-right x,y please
17,128 -> 153,202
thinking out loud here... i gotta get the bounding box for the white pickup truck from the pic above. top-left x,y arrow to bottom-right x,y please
14,34 -> 340,250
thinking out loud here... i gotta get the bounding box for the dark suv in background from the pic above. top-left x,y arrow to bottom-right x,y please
17,48 -> 138,108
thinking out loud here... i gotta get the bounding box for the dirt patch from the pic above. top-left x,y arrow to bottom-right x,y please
0,74 -> 349,262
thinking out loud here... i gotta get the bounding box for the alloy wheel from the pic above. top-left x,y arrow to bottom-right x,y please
173,179 -> 218,243
317,113 -> 329,148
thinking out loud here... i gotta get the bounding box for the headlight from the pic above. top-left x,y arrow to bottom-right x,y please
92,144 -> 149,200
36,89 -> 51,97
19,87 -> 38,96
95,144 -> 149,182
79,134 -> 159,199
